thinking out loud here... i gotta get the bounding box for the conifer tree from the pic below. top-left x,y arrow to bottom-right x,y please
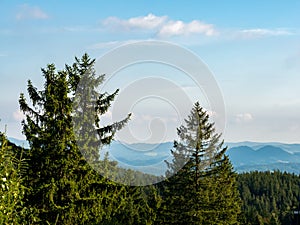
68,54 -> 130,164
18,54 -> 153,224
67,54 -> 157,224
19,63 -> 81,223
204,155 -> 241,224
0,132 -> 33,224
158,102 -> 241,224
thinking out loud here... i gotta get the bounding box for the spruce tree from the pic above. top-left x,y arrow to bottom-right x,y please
158,102 -> 241,224
18,54 -> 153,224
204,155 -> 241,224
19,63 -> 81,223
67,53 -> 157,224
68,53 -> 131,174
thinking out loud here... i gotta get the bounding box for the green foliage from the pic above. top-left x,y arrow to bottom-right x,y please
158,102 -> 241,224
5,53 -> 299,224
19,61 -> 81,223
237,171 -> 300,225
18,54 -> 156,224
69,53 -> 130,164
0,132 -> 34,224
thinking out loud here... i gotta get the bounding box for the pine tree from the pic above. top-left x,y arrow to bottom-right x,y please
158,102 -> 241,224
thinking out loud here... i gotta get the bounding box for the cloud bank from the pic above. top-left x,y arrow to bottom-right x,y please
237,28 -> 293,39
102,13 -> 218,38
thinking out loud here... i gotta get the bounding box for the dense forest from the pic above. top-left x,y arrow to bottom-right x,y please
237,171 -> 300,225
1,54 -> 299,224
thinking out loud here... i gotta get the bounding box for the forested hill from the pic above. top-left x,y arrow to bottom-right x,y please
1,54 -> 299,224
237,171 -> 300,225
227,144 -> 300,174
8,138 -> 300,175
3,132 -> 300,224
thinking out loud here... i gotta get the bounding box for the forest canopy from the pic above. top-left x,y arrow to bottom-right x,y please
0,54 -> 299,225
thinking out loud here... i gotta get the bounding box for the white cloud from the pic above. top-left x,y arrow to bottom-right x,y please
16,4 -> 49,20
235,113 -> 253,123
237,28 -> 293,39
127,14 -> 167,29
158,20 -> 217,37
13,110 -> 25,121
102,13 -> 167,30
101,13 -> 218,38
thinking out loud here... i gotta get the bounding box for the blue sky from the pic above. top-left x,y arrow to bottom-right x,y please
0,0 -> 300,143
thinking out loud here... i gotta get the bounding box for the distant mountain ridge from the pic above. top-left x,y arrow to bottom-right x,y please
8,137 -> 300,175
227,145 -> 299,166
226,141 -> 300,153
105,141 -> 300,175
226,143 -> 300,174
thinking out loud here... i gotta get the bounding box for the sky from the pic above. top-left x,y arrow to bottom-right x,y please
0,0 -> 300,144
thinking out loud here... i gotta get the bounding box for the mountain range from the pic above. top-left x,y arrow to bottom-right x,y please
226,144 -> 300,174
8,138 -> 300,176
106,141 -> 300,175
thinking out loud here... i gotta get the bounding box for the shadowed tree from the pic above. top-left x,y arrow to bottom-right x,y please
158,102 -> 241,225
0,131 -> 34,224
18,54 -> 156,224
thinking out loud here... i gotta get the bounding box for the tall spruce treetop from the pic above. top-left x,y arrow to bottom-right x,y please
166,102 -> 224,179
159,102 -> 241,225
18,54 -> 142,224
68,53 -> 131,165
19,63 -> 78,223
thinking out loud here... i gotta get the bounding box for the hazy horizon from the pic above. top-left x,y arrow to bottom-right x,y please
1,1 -> 299,144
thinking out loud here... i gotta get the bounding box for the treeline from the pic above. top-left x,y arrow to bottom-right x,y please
237,171 -> 300,225
0,54 -> 298,224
